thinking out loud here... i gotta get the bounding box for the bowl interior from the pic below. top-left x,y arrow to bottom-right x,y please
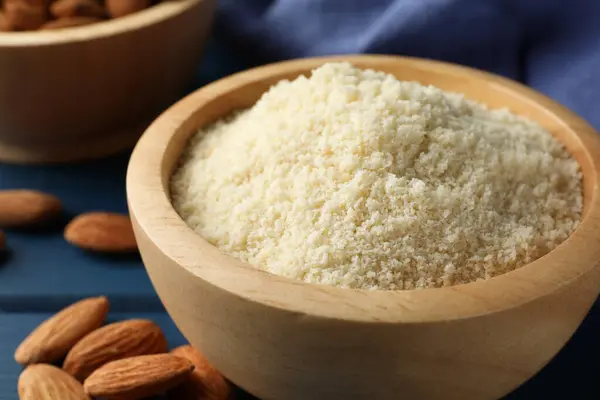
128,55 -> 600,324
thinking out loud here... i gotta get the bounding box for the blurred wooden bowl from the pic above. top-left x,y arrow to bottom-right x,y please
0,0 -> 216,164
127,55 -> 600,400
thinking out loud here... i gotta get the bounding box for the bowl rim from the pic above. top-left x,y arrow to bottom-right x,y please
0,0 -> 202,46
127,54 -> 600,324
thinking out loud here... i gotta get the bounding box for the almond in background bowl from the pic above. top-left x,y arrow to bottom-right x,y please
0,0 -> 216,164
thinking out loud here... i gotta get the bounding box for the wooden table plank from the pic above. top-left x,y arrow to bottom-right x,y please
1,308 -> 598,399
0,152 -> 163,312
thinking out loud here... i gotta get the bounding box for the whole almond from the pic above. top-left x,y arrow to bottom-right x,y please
64,212 -> 137,252
3,1 -> 48,31
0,11 -> 8,31
169,345 -> 232,400
40,16 -> 103,30
50,0 -> 106,19
84,354 -> 195,399
8,0 -> 48,6
15,296 -> 109,366
19,364 -> 90,400
64,319 -> 168,381
106,0 -> 151,18
0,189 -> 62,229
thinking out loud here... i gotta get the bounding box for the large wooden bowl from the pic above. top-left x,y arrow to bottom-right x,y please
127,55 -> 600,400
0,0 -> 216,164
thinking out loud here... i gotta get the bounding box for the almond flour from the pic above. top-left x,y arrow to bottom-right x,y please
171,62 -> 582,290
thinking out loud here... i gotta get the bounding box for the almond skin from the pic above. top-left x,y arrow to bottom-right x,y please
0,189 -> 62,229
7,0 -> 48,5
0,229 -> 5,249
0,11 -> 9,31
15,296 -> 109,366
50,0 -> 107,19
84,354 -> 195,399
40,16 -> 103,30
19,364 -> 90,400
106,0 -> 151,18
169,345 -> 232,400
3,1 -> 48,31
64,319 -> 168,381
64,212 -> 137,252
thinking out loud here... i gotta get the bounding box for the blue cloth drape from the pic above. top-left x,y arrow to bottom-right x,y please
216,0 -> 600,129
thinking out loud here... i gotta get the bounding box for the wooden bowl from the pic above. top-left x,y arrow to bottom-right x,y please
0,0 -> 216,164
127,55 -> 600,400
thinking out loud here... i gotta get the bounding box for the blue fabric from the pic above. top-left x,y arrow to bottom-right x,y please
215,0 -> 600,130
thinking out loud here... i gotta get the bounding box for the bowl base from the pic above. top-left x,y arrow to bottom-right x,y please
0,124 -> 147,164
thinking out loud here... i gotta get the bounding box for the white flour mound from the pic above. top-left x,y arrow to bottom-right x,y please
171,62 -> 582,290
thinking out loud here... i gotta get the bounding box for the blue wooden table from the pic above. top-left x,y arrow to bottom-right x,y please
0,38 -> 598,399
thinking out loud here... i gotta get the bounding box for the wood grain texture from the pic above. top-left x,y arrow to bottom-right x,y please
126,55 -> 600,400
0,0 -> 216,164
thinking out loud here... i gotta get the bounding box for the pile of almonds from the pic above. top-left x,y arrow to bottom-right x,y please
0,0 -> 160,32
0,188 -> 137,253
15,296 -> 232,399
3,190 -> 233,398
